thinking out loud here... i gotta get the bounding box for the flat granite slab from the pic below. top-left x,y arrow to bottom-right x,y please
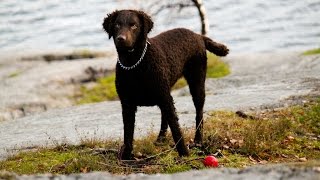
1,163 -> 319,180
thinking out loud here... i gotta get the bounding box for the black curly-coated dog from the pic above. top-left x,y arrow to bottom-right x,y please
103,9 -> 229,160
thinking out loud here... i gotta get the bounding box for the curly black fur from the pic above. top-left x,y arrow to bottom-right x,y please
103,9 -> 229,160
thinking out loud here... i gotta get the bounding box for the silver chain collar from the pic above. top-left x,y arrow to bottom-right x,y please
117,41 -> 150,70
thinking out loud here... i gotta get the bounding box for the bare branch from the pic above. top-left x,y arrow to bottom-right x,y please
145,0 -> 209,35
145,0 -> 164,11
150,2 -> 193,16
191,0 -> 209,35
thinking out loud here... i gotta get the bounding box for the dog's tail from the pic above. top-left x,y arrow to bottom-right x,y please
203,36 -> 229,56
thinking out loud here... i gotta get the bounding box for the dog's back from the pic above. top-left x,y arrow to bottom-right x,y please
148,28 -> 228,88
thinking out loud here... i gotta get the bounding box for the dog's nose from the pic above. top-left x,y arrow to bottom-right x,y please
116,35 -> 126,42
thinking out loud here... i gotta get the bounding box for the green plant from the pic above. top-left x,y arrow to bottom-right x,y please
77,74 -> 117,104
302,48 -> 320,55
206,52 -> 230,78
8,71 -> 21,78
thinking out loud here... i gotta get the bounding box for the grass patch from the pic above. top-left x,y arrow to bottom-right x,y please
172,78 -> 188,90
8,71 -> 21,78
76,74 -> 117,104
206,52 -> 230,78
302,48 -> 320,55
76,52 -> 230,103
172,53 -> 230,90
1,98 -> 320,175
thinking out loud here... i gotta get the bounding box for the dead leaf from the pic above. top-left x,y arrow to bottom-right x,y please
136,152 -> 142,158
80,167 -> 88,173
223,145 -> 229,149
286,135 -> 295,141
230,139 -> 237,144
298,157 -> 307,162
281,154 -> 288,158
282,139 -> 289,144
258,160 -> 267,164
238,139 -> 244,146
313,167 -> 320,173
249,156 -> 257,162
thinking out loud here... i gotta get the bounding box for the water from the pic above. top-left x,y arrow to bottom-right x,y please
0,0 -> 319,54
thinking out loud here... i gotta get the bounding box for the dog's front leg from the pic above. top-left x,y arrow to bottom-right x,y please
119,104 -> 137,160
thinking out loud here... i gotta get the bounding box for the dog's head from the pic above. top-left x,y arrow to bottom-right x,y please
103,10 -> 153,50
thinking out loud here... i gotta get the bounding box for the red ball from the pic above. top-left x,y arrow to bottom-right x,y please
203,155 -> 219,167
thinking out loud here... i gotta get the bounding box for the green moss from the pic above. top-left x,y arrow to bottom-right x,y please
302,48 -> 320,55
77,74 -> 117,104
296,101 -> 320,134
0,148 -> 104,174
172,78 -> 188,90
165,164 -> 192,174
8,71 -> 21,78
219,152 -> 251,168
206,52 -> 230,78
171,52 -> 230,90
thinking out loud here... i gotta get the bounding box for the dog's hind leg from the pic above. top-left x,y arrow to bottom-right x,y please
184,55 -> 207,145
159,94 -> 189,156
155,115 -> 168,144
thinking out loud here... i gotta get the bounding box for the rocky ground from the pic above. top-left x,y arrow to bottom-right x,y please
0,51 -> 116,121
0,51 -> 319,179
1,163 -> 320,180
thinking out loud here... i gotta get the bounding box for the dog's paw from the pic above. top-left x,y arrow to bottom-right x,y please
118,145 -> 135,160
188,142 -> 203,149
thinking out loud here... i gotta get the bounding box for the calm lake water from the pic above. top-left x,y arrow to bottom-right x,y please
0,0 -> 319,54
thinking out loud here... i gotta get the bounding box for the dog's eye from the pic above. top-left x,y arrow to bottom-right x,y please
131,24 -> 137,30
115,24 -> 120,29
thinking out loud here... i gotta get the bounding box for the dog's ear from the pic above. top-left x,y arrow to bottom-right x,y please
102,10 -> 119,39
137,11 -> 153,38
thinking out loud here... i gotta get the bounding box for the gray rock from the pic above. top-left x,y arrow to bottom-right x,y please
0,55 -> 116,121
1,164 -> 319,180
